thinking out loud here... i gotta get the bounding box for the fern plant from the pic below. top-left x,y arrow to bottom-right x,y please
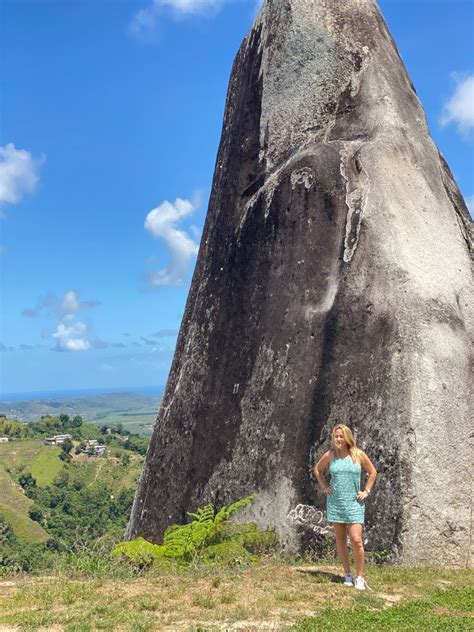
113,494 -> 259,565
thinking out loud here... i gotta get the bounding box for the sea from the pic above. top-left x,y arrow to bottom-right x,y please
0,385 -> 164,403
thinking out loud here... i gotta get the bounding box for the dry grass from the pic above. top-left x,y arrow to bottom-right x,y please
0,562 -> 472,631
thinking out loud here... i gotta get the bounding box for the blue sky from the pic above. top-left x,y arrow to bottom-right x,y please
1,0 -> 473,396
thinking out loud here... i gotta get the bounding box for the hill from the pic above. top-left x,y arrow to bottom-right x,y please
0,418 -> 145,551
0,391 -> 160,435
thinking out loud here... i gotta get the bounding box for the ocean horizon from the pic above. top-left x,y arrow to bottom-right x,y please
0,385 -> 164,403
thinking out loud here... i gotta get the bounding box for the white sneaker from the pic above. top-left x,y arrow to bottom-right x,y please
343,573 -> 354,586
354,576 -> 368,591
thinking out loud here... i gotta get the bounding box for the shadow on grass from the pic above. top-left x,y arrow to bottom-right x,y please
295,569 -> 343,584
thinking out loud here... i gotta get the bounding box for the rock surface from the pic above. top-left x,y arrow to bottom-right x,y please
127,0 -> 473,567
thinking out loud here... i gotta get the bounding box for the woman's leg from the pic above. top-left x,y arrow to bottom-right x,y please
348,523 -> 364,577
333,523 -> 350,574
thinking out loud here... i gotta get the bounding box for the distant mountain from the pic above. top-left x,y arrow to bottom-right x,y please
0,392 -> 161,433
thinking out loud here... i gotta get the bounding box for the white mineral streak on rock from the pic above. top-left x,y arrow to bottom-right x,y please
236,148 -> 316,238
339,142 -> 370,263
263,186 -> 275,219
291,167 -> 315,190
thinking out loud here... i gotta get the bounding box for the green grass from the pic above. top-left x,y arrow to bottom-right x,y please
90,413 -> 156,435
292,596 -> 473,631
0,563 -> 472,631
0,468 -> 49,543
0,440 -> 62,484
66,455 -> 142,492
30,448 -> 63,486
0,439 -> 62,542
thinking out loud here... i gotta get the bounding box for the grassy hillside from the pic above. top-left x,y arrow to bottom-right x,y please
0,435 -> 143,546
0,440 -> 63,543
66,451 -> 142,492
0,469 -> 50,544
0,440 -> 62,486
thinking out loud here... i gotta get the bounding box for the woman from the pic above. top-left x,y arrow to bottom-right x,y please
313,424 -> 377,591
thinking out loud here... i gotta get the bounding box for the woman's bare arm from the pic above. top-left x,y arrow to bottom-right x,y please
313,450 -> 333,495
356,451 -> 377,501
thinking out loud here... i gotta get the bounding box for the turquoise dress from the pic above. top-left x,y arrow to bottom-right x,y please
327,455 -> 365,524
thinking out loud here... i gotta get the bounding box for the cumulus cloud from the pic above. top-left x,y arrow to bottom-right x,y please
23,290 -> 99,319
0,143 -> 44,207
144,197 -> 200,287
24,289 -> 101,352
129,0 -> 229,38
60,290 -> 99,315
440,74 -> 474,137
51,317 -> 91,352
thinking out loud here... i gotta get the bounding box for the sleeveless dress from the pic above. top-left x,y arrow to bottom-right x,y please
327,455 -> 365,524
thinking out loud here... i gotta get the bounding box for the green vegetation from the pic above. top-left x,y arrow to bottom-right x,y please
292,592 -> 474,631
0,564 -> 472,630
0,470 -> 50,545
0,438 -> 62,487
0,414 -> 146,574
0,391 -> 160,433
114,495 -> 278,569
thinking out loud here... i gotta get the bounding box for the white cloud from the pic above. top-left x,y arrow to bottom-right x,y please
51,317 -> 91,352
145,197 -> 200,287
0,143 -> 44,206
129,4 -> 160,38
129,0 -> 229,37
23,290 -> 99,318
23,289 -> 101,352
60,290 -> 99,315
440,74 -> 474,137
160,0 -> 225,14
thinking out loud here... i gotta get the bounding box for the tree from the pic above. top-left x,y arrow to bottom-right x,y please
71,415 -> 83,427
18,472 -> 37,491
29,506 -> 43,522
59,414 -> 70,426
61,439 -> 73,455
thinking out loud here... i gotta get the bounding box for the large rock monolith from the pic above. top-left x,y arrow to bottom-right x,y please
127,0 -> 473,567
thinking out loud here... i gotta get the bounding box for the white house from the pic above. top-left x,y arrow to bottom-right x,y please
44,434 -> 73,446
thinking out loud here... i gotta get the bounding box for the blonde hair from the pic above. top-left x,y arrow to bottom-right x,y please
331,424 -> 361,464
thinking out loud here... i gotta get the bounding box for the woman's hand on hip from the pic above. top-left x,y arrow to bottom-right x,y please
323,486 -> 333,495
356,490 -> 369,501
